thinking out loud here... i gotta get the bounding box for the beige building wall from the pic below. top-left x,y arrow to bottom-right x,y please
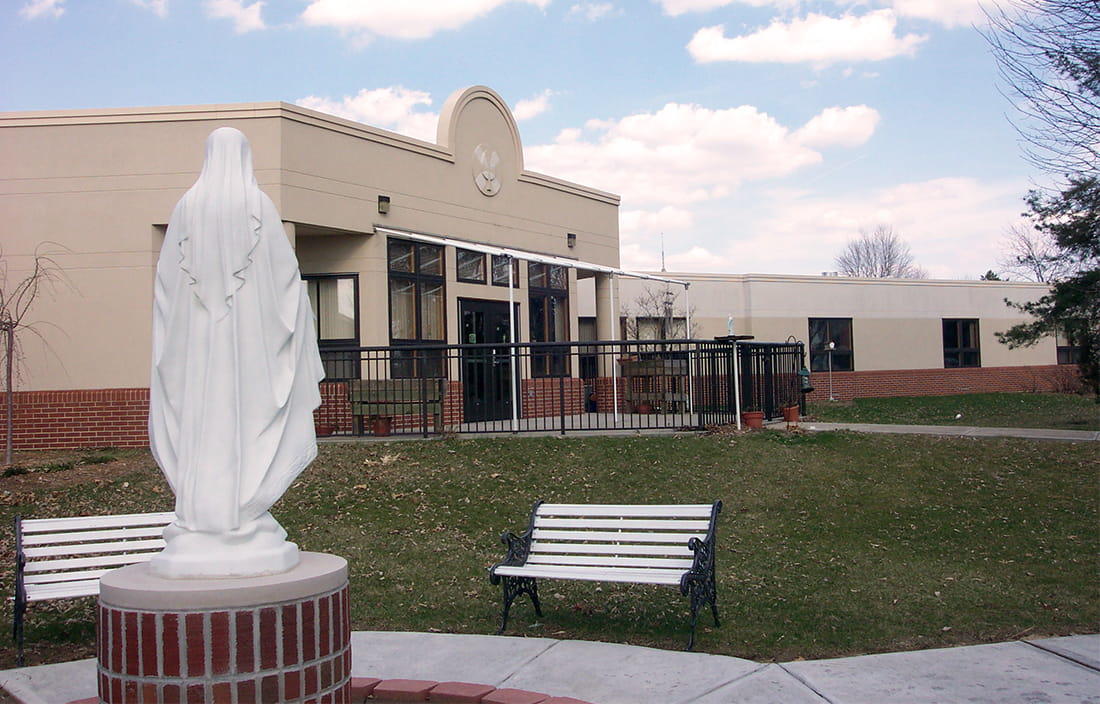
599,273 -> 1057,371
1,87 -> 621,392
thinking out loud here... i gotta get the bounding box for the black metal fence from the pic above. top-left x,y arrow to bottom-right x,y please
314,339 -> 805,437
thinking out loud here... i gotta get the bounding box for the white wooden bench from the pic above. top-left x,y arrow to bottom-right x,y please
12,511 -> 176,666
489,501 -> 721,650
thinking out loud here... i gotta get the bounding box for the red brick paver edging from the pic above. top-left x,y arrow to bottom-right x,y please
350,677 -> 593,704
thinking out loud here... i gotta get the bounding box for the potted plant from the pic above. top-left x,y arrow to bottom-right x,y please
371,416 -> 392,436
740,400 -> 765,429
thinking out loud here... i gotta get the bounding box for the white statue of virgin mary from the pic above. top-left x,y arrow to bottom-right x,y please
148,127 -> 325,578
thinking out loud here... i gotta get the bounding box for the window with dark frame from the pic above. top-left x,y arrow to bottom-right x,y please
808,318 -> 854,372
388,239 -> 446,378
304,274 -> 359,379
456,248 -> 487,283
491,254 -> 520,287
529,262 -> 569,377
1056,323 -> 1085,365
943,318 -> 981,368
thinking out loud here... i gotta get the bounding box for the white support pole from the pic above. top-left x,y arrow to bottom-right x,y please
610,275 -> 619,424
684,283 -> 694,416
733,340 -> 742,430
508,257 -> 519,432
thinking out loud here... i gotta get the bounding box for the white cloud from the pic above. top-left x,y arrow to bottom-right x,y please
204,0 -> 266,33
130,0 -> 168,17
794,105 -> 880,148
656,0 -> 784,15
296,87 -> 439,142
301,0 -> 552,44
892,0 -> 988,29
688,11 -> 928,66
741,177 -> 1027,277
621,206 -> 695,236
567,2 -> 619,21
513,90 -> 555,121
19,0 -> 64,19
525,102 -> 877,208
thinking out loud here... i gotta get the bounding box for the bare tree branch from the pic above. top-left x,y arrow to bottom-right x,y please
981,0 -> 1100,180
834,226 -> 928,279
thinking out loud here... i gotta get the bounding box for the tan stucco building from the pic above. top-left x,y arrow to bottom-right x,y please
599,273 -> 1069,402
1,85 -> 1071,448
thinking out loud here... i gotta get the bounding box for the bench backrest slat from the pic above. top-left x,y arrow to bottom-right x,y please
531,541 -> 695,558
25,538 -> 167,560
20,511 -> 175,533
23,552 -> 162,574
22,525 -> 168,546
534,517 -> 710,531
537,504 -> 715,517
527,554 -> 694,569
532,529 -> 699,544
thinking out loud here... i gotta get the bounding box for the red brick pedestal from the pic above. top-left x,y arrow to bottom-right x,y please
97,552 -> 349,704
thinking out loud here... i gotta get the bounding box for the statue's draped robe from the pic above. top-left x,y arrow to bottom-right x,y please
149,128 -> 323,573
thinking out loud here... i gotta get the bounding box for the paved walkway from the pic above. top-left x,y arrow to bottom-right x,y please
801,422 -> 1100,442
1,632 -> 1097,703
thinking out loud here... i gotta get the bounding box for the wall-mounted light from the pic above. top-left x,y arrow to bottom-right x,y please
567,232 -> 577,248
378,195 -> 391,215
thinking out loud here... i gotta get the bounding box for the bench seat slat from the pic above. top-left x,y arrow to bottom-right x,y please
526,554 -> 694,570
530,541 -> 694,558
532,529 -> 700,544
25,538 -> 166,559
537,504 -> 715,517
493,564 -> 685,585
20,512 -> 175,533
22,552 -> 159,573
534,517 -> 710,531
22,525 -> 168,546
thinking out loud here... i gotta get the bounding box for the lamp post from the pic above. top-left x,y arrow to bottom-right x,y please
827,341 -> 836,401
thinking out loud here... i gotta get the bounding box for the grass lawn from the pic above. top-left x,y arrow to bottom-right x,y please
1,427 -> 1096,670
808,392 -> 1099,431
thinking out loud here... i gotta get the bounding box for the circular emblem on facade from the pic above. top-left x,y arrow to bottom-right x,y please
473,143 -> 501,196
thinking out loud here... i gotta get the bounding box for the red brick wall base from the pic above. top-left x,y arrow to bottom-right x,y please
97,566 -> 351,703
803,364 -> 1075,403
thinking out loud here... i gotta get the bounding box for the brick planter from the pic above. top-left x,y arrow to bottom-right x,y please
97,552 -> 349,704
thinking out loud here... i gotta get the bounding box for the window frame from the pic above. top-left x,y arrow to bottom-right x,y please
942,318 -> 981,368
528,262 -> 570,377
387,239 -> 447,378
303,273 -> 360,380
491,254 -> 520,288
808,318 -> 854,372
456,248 -> 487,284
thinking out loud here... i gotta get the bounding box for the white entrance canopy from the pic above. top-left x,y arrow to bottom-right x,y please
374,226 -> 689,287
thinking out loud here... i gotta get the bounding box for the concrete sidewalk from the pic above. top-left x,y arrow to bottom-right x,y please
2,632 -> 1097,703
801,422 -> 1099,442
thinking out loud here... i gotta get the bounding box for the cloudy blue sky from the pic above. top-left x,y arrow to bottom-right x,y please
3,0 -> 1037,278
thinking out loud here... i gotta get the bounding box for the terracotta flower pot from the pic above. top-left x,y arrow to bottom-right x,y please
372,417 -> 392,436
741,410 -> 765,429
782,405 -> 800,423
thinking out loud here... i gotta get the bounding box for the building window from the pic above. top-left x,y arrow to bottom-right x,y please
304,274 -> 359,379
457,249 -> 486,283
388,239 -> 445,377
492,254 -> 519,287
1056,324 -> 1084,365
529,263 -> 569,377
809,318 -> 853,372
943,319 -> 980,368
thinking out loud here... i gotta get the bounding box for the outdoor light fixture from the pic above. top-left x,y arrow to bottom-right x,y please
567,232 -> 577,248
377,195 -> 391,215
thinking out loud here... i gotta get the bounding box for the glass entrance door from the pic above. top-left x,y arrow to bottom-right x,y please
460,299 -> 516,423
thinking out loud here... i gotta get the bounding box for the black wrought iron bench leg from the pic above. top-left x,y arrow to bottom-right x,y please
13,598 -> 25,667
497,575 -> 542,635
